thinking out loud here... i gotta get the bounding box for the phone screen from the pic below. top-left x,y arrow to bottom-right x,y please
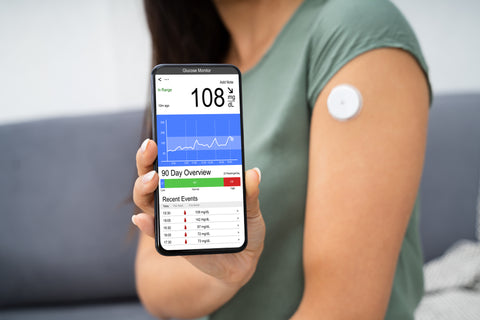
151,65 -> 247,255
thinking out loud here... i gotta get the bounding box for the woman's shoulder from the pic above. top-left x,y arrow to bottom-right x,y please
310,0 -> 415,44
305,0 -> 427,107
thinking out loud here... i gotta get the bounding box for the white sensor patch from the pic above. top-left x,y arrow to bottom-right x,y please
327,84 -> 363,121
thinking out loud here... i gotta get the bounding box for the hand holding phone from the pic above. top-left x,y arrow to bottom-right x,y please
132,64 -> 266,295
133,143 -> 265,285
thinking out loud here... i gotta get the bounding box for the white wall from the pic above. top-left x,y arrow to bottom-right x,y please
1,0 -> 479,125
0,0 -> 151,125
391,0 -> 480,94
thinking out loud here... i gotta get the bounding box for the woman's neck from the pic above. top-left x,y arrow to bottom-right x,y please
213,0 -> 304,72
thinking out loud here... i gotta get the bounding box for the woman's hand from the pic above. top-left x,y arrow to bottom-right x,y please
132,138 -> 265,287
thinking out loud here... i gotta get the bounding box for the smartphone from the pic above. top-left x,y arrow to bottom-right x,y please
151,64 -> 247,256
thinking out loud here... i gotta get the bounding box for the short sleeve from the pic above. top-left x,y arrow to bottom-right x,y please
307,0 -> 431,109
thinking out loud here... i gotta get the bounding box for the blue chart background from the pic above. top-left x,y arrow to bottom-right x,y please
157,114 -> 243,166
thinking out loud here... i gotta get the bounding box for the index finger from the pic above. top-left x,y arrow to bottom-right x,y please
136,139 -> 158,176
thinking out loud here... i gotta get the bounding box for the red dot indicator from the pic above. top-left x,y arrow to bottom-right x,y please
184,218 -> 186,223
185,232 -> 187,237
184,225 -> 187,230
185,239 -> 187,244
184,210 -> 186,215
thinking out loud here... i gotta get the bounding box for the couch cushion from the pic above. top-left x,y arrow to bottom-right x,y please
0,301 -> 156,320
0,110 -> 144,307
420,94 -> 480,261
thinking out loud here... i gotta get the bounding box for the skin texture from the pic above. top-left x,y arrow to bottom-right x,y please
133,1 -> 429,319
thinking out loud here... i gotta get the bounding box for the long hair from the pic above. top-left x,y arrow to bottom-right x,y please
141,0 -> 230,140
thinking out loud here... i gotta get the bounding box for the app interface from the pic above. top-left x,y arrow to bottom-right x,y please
155,69 -> 245,251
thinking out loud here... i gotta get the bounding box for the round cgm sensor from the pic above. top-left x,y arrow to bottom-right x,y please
327,84 -> 363,121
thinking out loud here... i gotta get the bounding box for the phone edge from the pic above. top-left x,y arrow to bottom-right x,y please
151,64 -> 248,256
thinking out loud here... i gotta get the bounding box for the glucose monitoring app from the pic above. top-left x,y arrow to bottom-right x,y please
154,68 -> 245,251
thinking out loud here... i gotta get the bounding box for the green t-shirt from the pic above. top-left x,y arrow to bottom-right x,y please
210,0 -> 430,319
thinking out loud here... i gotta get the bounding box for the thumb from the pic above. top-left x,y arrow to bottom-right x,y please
245,168 -> 261,218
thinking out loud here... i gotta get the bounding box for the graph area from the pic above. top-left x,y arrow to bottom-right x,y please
157,114 -> 243,166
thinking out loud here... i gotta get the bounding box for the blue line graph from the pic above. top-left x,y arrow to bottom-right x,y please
157,114 -> 243,166
167,136 -> 235,152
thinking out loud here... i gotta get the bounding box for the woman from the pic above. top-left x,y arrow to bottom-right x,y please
132,0 -> 431,319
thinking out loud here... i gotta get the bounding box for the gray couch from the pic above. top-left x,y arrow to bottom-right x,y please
0,94 -> 479,319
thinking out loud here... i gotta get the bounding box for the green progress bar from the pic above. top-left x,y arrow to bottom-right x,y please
163,178 -> 224,188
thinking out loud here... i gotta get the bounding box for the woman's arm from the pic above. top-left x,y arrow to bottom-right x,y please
133,141 -> 265,319
292,48 -> 429,319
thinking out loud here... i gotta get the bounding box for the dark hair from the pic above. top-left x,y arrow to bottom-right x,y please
141,0 -> 230,139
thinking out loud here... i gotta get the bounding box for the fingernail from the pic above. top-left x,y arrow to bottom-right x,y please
141,139 -> 150,152
131,215 -> 137,226
142,170 -> 156,184
253,167 -> 262,183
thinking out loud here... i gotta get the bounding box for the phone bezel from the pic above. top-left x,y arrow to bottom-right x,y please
151,64 -> 248,256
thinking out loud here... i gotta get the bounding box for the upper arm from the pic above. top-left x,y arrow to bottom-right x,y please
297,48 -> 429,319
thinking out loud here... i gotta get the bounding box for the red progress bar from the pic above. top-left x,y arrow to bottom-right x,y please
223,177 -> 241,186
